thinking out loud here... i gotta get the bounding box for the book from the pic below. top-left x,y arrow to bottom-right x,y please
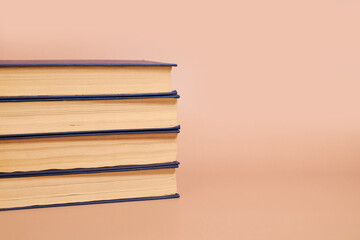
0,93 -> 179,136
0,127 -> 179,173
0,60 -> 177,97
0,163 -> 179,211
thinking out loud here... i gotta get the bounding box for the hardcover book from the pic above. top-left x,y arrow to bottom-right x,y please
0,60 -> 177,97
0,126 -> 179,173
0,163 -> 179,211
0,92 -> 179,136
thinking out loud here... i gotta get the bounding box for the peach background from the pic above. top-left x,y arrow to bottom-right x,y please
1,0 -> 360,239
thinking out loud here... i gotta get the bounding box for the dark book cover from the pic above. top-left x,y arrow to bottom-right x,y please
0,125 -> 180,140
0,194 -> 180,211
0,161 -> 180,178
0,59 -> 177,67
0,90 -> 179,102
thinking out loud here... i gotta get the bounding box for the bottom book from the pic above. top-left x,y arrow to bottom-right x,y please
0,163 -> 179,211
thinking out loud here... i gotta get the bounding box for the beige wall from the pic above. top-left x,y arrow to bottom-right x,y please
1,0 -> 360,239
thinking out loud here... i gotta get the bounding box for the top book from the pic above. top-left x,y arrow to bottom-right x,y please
0,60 -> 177,97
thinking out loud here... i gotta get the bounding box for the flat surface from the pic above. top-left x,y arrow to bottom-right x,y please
0,60 -> 177,67
1,0 -> 360,238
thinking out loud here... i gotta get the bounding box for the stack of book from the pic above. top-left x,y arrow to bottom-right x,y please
0,60 -> 180,211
